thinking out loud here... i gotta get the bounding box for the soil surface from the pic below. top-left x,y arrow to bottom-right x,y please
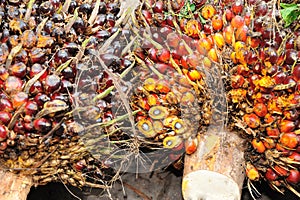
27,169 -> 298,200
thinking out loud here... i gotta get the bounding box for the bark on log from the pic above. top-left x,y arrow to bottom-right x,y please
0,170 -> 33,200
182,130 -> 245,200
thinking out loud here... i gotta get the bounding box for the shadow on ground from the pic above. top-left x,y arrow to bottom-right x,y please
27,169 -> 299,200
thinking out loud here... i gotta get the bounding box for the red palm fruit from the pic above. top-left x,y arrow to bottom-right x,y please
237,64 -> 250,77
279,120 -> 295,133
289,152 -> 300,162
4,76 -> 23,94
25,101 -> 39,115
231,15 -> 245,28
276,143 -> 290,155
225,9 -> 234,22
197,38 -> 212,55
284,109 -> 299,121
153,1 -> 164,13
292,64 -> 300,81
14,120 -> 25,134
224,25 -> 234,45
203,24 -> 212,35
148,47 -> 158,61
0,111 -> 11,125
280,132 -> 298,149
231,75 -> 245,88
155,63 -> 171,73
12,92 -> 28,109
285,49 -> 298,65
266,127 -> 280,138
262,138 -> 276,149
0,65 -> 9,81
201,4 -> 216,19
0,141 -> 7,151
33,118 -> 52,133
185,137 -> 198,155
171,0 -> 185,11
232,0 -> 243,15
273,165 -> 288,177
265,168 -> 278,181
286,170 -> 300,184
243,113 -> 260,128
0,98 -> 13,112
177,41 -> 189,55
252,139 -> 266,153
235,25 -> 248,42
0,125 -> 8,141
166,32 -> 181,48
253,102 -> 267,117
157,48 -> 170,63
211,15 -> 223,31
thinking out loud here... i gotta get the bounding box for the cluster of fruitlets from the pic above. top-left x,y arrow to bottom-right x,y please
0,0 -> 125,187
133,0 -> 300,196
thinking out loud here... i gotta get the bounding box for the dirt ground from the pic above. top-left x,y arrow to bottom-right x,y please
27,169 -> 298,200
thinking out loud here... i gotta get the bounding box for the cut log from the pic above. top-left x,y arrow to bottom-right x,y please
0,170 -> 33,200
182,130 -> 245,200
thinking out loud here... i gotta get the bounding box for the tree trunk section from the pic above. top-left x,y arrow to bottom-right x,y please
182,130 -> 245,200
0,170 -> 33,200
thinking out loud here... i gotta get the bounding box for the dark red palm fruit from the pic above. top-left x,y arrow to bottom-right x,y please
232,0 -> 243,15
273,71 -> 287,84
265,47 -> 278,65
153,1 -> 164,13
231,75 -> 245,89
253,102 -> 267,117
265,168 -> 278,181
74,160 -> 87,171
203,24 -> 212,35
165,15 -> 175,27
34,93 -> 51,107
284,109 -> 299,121
10,62 -> 27,78
106,13 -> 116,27
292,64 -> 300,81
44,74 -> 61,93
60,79 -> 73,93
12,92 -> 28,109
0,111 -> 12,125
170,48 -> 181,60
13,120 -> 25,134
29,80 -> 43,95
286,37 -> 295,49
286,170 -> 300,185
54,49 -> 69,64
237,64 -> 250,77
29,63 -> 48,81
235,25 -> 248,42
142,10 -> 153,25
253,18 -> 263,32
4,76 -> 23,94
231,15 -> 245,28
266,127 -> 280,138
24,101 -> 39,115
244,50 -> 258,65
148,47 -> 158,61
284,76 -> 297,92
186,54 -> 200,69
255,1 -> 268,16
0,98 -> 13,112
176,41 -> 189,55
51,93 -> 69,103
243,113 -> 260,128
252,62 -> 263,74
0,124 -> 8,141
141,39 -> 154,51
33,118 -> 52,133
30,47 -> 46,63
266,65 -> 278,76
225,9 -> 234,22
155,63 -> 171,73
249,37 -> 261,49
166,32 -> 181,48
153,31 -> 164,43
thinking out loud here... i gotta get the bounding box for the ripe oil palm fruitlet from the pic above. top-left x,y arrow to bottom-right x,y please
0,0 -> 299,199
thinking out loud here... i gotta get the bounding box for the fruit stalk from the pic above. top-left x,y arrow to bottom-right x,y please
183,130 -> 245,200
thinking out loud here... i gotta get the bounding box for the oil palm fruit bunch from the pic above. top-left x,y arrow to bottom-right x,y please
0,0 -> 126,188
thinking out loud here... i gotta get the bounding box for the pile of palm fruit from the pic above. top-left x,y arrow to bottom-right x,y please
0,0 -> 299,198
